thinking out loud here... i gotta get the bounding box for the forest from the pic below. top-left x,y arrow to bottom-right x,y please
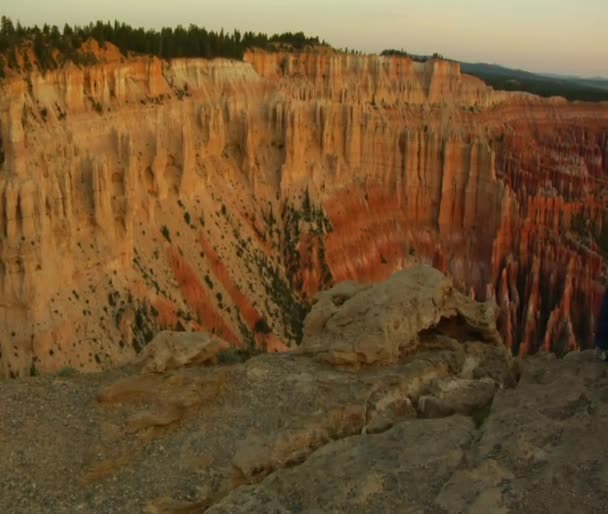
0,16 -> 325,75
380,49 -> 443,62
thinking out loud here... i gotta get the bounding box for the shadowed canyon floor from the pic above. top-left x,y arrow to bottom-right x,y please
0,47 -> 607,377
1,267 -> 607,513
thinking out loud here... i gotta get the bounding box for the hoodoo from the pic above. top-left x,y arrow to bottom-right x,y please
0,46 -> 607,377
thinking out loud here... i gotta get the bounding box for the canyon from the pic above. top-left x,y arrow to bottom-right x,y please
0,45 -> 607,377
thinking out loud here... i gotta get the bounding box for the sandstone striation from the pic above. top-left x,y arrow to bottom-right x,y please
0,47 -> 607,376
0,267 -> 606,513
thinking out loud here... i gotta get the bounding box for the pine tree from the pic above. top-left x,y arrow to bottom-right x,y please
0,15 -> 327,74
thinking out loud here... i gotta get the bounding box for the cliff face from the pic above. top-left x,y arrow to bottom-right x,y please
0,48 -> 606,376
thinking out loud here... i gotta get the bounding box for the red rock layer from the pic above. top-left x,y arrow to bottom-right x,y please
166,247 -> 240,346
0,48 -> 606,376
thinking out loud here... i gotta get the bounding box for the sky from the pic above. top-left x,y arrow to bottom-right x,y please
3,0 -> 607,77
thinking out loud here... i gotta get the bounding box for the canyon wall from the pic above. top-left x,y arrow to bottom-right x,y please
0,48 -> 606,376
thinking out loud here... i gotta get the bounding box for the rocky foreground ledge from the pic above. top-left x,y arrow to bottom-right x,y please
1,266 -> 607,513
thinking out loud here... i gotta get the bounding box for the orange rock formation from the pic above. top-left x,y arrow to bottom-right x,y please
0,47 -> 606,376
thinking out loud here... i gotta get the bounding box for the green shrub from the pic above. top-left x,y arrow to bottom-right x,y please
254,318 -> 272,334
217,347 -> 256,365
204,274 -> 214,289
57,366 -> 79,377
471,403 -> 492,428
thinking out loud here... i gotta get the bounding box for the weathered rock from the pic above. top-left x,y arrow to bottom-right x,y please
433,350 -> 608,514
0,268 -> 606,512
208,416 -> 476,514
435,459 -> 514,514
418,377 -> 497,418
201,352 -> 608,514
96,366 -> 230,435
300,264 -> 501,367
462,340 -> 520,387
0,48 -> 607,377
138,330 -> 229,373
0,266 -> 518,512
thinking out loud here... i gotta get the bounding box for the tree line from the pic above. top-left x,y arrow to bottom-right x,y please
0,16 -> 326,75
381,49 -> 444,62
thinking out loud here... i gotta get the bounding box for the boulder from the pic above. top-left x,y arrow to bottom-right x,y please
138,330 -> 229,373
300,264 -> 502,367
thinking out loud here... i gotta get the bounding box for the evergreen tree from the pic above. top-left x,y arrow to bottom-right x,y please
0,16 -> 327,74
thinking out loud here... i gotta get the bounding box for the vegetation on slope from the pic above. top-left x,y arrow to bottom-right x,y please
0,16 -> 326,75
380,49 -> 444,62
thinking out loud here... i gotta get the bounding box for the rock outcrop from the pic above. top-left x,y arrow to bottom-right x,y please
208,352 -> 608,514
0,46 -> 607,376
137,330 -> 229,373
0,267 -> 606,513
301,265 -> 501,366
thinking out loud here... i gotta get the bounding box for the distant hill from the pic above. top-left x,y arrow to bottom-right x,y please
379,49 -> 608,102
460,62 -> 608,102
543,73 -> 608,87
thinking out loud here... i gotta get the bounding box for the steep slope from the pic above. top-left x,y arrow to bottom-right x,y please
0,48 -> 607,376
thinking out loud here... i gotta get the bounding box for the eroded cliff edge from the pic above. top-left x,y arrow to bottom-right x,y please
1,266 -> 606,513
0,48 -> 607,376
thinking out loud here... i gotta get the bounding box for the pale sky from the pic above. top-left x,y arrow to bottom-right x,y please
3,0 -> 607,77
